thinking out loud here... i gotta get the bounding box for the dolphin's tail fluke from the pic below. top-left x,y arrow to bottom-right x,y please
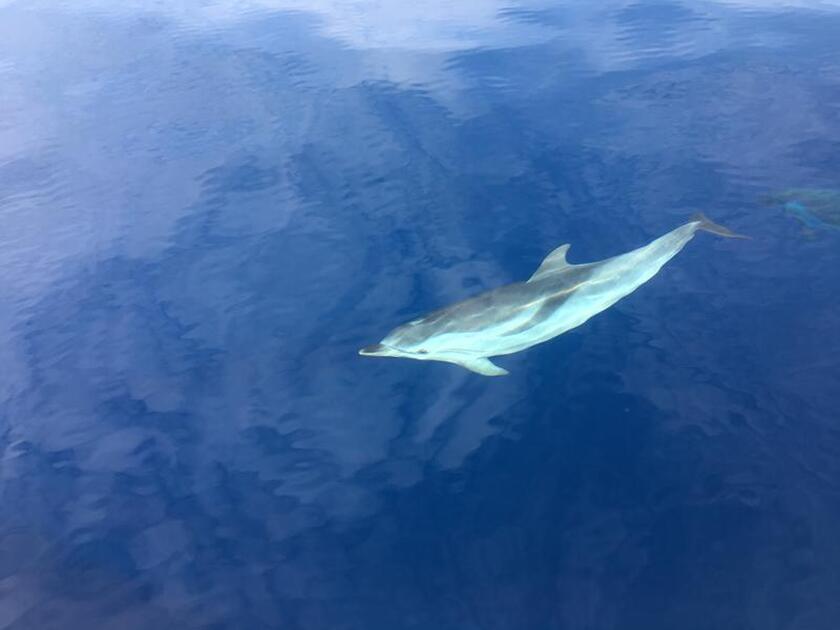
690,212 -> 749,239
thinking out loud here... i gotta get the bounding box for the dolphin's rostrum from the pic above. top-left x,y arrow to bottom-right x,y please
360,214 -> 745,376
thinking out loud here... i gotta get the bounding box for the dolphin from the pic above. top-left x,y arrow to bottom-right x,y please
359,213 -> 745,376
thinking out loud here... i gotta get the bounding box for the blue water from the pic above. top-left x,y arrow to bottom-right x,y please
2,1 -> 840,628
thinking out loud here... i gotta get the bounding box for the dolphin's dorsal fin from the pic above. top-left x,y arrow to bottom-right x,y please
528,244 -> 572,282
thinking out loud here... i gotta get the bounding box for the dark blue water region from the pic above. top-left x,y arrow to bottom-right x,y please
2,1 -> 840,629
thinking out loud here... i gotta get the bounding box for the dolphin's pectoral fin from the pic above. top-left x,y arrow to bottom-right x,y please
528,244 -> 572,282
454,357 -> 509,376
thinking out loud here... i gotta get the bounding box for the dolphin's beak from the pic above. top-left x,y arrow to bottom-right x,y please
359,343 -> 388,356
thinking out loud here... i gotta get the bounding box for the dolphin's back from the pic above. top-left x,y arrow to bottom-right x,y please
414,223 -> 700,356
405,264 -> 597,353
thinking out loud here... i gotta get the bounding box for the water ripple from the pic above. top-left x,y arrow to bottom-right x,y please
2,0 -> 840,628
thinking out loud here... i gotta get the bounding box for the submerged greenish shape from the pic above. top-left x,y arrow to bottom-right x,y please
762,188 -> 840,231
360,215 -> 745,376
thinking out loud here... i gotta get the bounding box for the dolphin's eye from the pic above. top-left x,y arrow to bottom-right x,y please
417,349 -> 428,354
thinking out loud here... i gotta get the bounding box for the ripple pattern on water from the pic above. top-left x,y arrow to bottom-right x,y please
2,1 -> 840,629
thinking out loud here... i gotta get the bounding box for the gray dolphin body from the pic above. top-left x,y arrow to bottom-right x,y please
360,214 -> 744,376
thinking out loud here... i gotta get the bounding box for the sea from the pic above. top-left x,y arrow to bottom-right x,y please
1,1 -> 840,629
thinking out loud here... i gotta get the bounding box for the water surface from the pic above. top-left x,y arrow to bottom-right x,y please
2,1 -> 840,628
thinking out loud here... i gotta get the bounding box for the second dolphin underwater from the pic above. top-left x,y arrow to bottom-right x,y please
360,214 -> 745,376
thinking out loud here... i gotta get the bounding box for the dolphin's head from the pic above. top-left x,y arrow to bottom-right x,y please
358,318 -> 436,360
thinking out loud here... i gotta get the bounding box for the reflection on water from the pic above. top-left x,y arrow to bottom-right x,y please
2,0 -> 840,628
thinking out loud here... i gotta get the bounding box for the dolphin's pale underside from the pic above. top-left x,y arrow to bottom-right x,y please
359,214 -> 745,376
